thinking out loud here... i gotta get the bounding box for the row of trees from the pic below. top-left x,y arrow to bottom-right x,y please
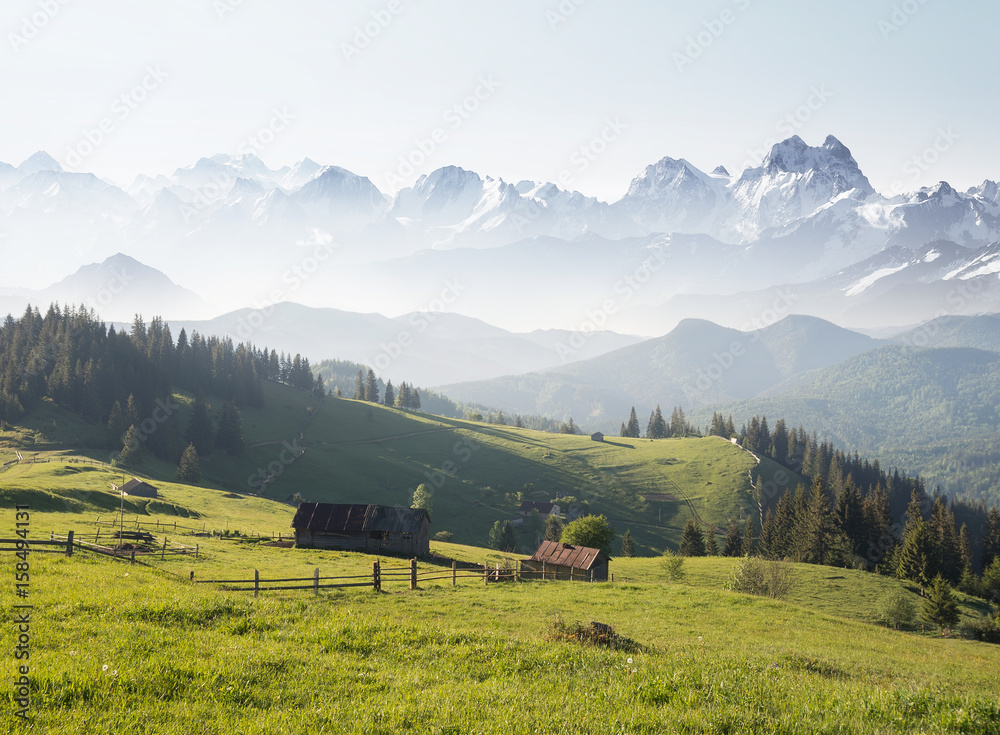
352,368 -> 422,410
620,405 -> 698,439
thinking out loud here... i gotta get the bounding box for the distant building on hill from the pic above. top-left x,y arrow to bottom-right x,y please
518,500 -> 560,519
113,478 -> 158,498
520,540 -> 610,581
591,432 -> 604,442
291,502 -> 430,556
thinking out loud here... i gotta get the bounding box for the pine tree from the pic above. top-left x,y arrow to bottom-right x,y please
928,495 -> 961,583
395,382 -> 411,409
741,516 -> 756,556
412,389 -> 421,410
679,520 -> 706,556
771,488 -> 796,559
544,514 -> 563,542
723,520 -> 742,557
923,575 -> 960,629
625,407 -> 640,438
898,489 -> 932,585
175,443 -> 201,484
515,415 -> 524,428
353,369 -> 364,400
106,400 -> 126,449
705,525 -> 719,556
489,520 -> 516,552
798,476 -> 843,566
620,529 -> 636,557
670,406 -> 686,437
184,395 -> 215,456
759,508 -> 776,558
364,368 -> 378,403
383,380 -> 395,408
836,477 -> 866,557
118,424 -> 142,467
215,402 -> 245,457
982,507 -> 1000,571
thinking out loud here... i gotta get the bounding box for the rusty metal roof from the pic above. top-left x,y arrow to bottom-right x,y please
525,540 -> 609,570
292,503 -> 429,534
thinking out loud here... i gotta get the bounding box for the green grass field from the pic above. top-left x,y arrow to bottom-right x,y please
2,542 -> 999,734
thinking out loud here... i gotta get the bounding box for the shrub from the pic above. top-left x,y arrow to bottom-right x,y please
726,556 -> 793,599
874,589 -> 917,630
660,550 -> 686,583
432,531 -> 453,542
545,616 -> 643,653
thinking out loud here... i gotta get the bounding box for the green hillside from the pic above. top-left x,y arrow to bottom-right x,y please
1,382 -> 797,554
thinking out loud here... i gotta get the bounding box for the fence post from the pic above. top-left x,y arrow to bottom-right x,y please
590,569 -> 594,583
161,537 -> 168,560
314,567 -> 319,595
65,530 -> 74,557
452,560 -> 456,586
484,562 -> 488,586
95,528 -> 100,543
542,561 -> 546,580
372,560 -> 380,592
409,558 -> 417,590
254,569 -> 259,598
130,550 -> 135,565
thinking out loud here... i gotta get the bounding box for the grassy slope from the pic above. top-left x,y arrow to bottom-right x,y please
1,547 -> 998,734
1,384 -> 799,554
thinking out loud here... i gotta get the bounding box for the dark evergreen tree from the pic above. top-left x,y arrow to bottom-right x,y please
798,476 -> 843,566
215,402 -> 245,457
353,369 -> 364,400
106,400 -> 126,449
383,380 -> 395,408
741,516 -> 756,556
184,395 -> 215,456
705,525 -> 719,556
489,520 -> 517,552
175,443 -> 201,484
723,520 -> 742,557
544,514 -> 563,542
364,368 -> 379,403
412,389 -> 421,410
620,529 -> 636,557
679,520 -> 706,556
923,575 -> 960,629
670,406 -> 686,437
118,424 -> 142,467
837,477 -> 866,558
625,407 -> 640,438
982,507 -> 1000,572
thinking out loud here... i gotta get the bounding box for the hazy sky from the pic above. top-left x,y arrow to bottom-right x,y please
3,0 -> 996,201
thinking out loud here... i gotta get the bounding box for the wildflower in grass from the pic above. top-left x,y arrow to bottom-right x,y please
627,658 -> 633,665
102,665 -> 109,672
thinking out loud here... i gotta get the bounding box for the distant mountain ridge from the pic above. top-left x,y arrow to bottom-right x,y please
3,135 -> 1000,334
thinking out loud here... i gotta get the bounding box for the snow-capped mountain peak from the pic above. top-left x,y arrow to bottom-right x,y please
18,151 -> 64,176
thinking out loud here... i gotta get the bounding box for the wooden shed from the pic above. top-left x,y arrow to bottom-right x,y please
520,540 -> 610,581
291,503 -> 430,556
114,478 -> 158,498
518,500 -> 560,519
591,432 -> 604,442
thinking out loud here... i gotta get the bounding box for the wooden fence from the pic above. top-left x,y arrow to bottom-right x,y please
94,516 -> 291,541
193,559 -> 516,596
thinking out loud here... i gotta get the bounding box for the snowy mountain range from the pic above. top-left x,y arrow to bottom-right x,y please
2,135 -> 1000,334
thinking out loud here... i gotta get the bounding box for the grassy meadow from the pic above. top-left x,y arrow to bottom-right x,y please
1,541 -> 999,734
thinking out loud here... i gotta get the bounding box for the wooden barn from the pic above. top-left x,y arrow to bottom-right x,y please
520,540 -> 610,581
591,432 -> 604,442
517,500 -> 560,519
114,478 -> 158,498
291,502 -> 430,556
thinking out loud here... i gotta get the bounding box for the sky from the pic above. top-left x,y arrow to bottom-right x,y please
3,0 -> 998,203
